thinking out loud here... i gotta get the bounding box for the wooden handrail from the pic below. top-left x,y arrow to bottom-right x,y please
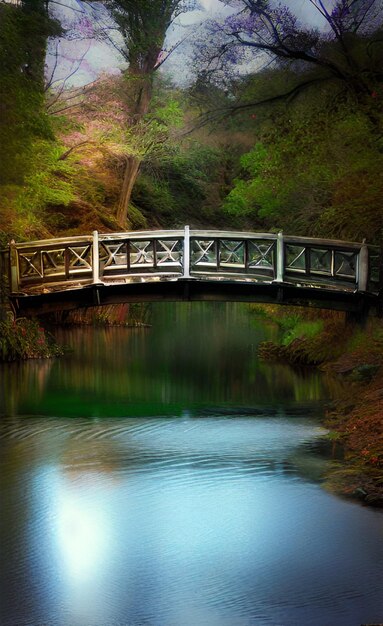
8,228 -> 380,296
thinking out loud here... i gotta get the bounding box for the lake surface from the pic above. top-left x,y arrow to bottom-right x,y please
0,303 -> 382,626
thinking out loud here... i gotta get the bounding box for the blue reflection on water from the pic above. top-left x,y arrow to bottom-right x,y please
1,415 -> 380,626
0,306 -> 382,626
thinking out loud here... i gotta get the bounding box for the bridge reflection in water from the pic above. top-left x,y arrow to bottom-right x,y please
3,227 -> 382,317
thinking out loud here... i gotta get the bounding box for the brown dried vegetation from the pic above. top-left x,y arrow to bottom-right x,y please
259,309 -> 383,505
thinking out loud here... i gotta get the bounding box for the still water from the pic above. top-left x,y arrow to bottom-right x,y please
0,303 -> 382,626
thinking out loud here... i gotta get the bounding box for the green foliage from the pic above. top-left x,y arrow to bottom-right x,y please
154,99 -> 184,127
24,144 -> 75,207
0,318 -> 63,361
222,72 -> 383,241
106,0 -> 188,67
121,97 -> 184,162
257,307 -> 350,366
133,141 -> 234,226
224,142 -> 289,221
0,4 -> 56,185
0,140 -> 77,239
279,317 -> 324,347
132,174 -> 176,221
261,310 -> 324,347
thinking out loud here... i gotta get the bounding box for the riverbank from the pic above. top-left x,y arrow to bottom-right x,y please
257,308 -> 383,506
48,303 -> 151,327
0,317 -> 64,361
0,300 -> 152,361
322,338 -> 383,506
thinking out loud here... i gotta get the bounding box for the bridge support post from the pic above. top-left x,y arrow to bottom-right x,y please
92,230 -> 100,284
0,249 -> 10,321
345,303 -> 369,327
378,240 -> 383,318
10,240 -> 19,294
183,225 -> 191,279
357,241 -> 368,292
275,232 -> 284,283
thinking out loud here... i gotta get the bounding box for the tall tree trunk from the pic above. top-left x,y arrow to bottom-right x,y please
22,0 -> 61,89
0,1 -> 59,183
117,73 -> 153,228
117,155 -> 142,227
107,2 -> 195,226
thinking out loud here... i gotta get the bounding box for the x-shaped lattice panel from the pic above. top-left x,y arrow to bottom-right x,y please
100,243 -> 127,269
19,251 -> 43,279
129,240 -> 154,266
19,244 -> 92,282
219,240 -> 245,267
68,245 -> 92,271
191,240 -> 217,266
41,249 -> 65,275
248,241 -> 275,269
156,239 -> 182,266
286,245 -> 306,271
334,251 -> 357,278
310,248 -> 332,274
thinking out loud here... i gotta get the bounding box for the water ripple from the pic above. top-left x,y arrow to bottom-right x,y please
1,414 -> 383,626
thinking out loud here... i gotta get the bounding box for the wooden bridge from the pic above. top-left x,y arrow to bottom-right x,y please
2,227 -> 382,318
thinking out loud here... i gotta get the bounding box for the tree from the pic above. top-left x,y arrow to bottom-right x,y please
197,0 -> 383,118
103,0 -> 196,226
221,69 -> 383,242
0,0 -> 62,184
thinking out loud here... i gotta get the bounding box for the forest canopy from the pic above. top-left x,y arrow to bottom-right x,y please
0,0 -> 382,244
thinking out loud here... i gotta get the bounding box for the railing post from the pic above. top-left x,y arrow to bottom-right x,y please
357,240 -> 368,292
92,230 -> 100,283
183,225 -> 191,278
10,240 -> 19,293
275,231 -> 284,283
0,249 -> 10,320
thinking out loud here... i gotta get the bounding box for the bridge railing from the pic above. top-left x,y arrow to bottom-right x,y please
8,228 -> 380,294
9,235 -> 95,290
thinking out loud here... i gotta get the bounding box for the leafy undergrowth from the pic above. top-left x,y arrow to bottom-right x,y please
257,307 -> 383,506
258,307 -> 349,365
0,317 -> 64,361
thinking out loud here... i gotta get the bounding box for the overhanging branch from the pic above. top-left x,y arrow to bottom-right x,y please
184,75 -> 331,134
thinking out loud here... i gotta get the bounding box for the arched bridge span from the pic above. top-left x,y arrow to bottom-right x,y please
2,227 -> 382,317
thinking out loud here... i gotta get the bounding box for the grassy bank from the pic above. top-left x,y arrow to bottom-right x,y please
256,307 -> 383,506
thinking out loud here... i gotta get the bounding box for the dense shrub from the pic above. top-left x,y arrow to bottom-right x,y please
0,318 -> 63,361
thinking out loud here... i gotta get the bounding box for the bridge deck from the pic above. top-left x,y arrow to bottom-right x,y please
3,227 -> 381,316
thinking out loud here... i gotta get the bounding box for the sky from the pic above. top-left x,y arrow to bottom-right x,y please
46,0 -> 328,89
47,0 -> 222,88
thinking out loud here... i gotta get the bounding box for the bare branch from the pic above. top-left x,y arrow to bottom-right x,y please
49,102 -> 83,115
186,75 -> 330,134
154,21 -> 204,71
58,140 -> 95,160
45,40 -> 61,91
49,1 -> 85,14
49,39 -> 92,91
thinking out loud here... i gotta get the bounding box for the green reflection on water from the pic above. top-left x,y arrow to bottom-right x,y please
0,303 -> 341,418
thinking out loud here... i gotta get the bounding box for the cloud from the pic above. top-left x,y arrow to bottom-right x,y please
199,0 -> 224,11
